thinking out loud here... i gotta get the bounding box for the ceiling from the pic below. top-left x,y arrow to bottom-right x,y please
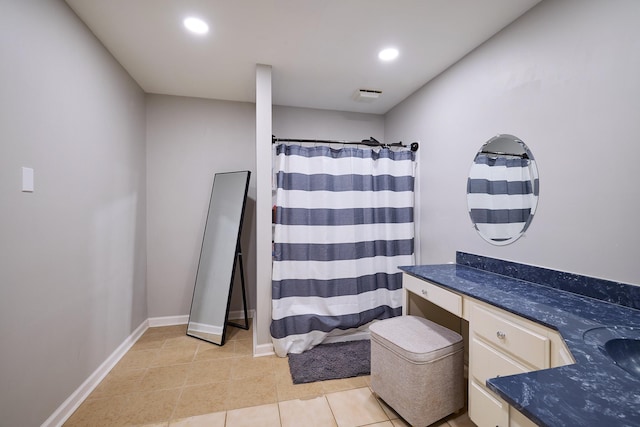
64,0 -> 541,115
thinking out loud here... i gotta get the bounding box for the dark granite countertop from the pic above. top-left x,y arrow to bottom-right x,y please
400,255 -> 640,427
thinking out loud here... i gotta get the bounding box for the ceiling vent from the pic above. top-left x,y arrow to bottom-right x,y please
352,89 -> 382,103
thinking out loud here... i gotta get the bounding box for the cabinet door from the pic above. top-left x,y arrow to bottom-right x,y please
469,379 -> 509,427
469,302 -> 551,427
470,336 -> 532,385
509,406 -> 538,427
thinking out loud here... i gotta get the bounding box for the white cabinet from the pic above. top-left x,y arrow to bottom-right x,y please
402,273 -> 574,427
470,304 -> 550,369
468,302 -> 550,427
509,407 -> 539,427
469,379 -> 509,427
403,274 -> 462,317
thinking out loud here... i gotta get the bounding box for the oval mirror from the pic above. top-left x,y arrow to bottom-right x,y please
466,134 -> 539,245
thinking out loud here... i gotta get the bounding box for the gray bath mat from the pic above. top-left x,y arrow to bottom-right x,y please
288,339 -> 371,384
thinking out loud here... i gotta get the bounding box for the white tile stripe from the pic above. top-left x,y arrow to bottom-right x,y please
271,288 -> 403,320
276,152 -> 414,177
272,255 -> 414,281
276,189 -> 414,209
274,223 -> 414,244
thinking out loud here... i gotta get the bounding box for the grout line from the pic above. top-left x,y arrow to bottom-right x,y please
69,325 -> 437,427
167,385 -> 183,425
323,394 -> 339,427
276,400 -> 283,427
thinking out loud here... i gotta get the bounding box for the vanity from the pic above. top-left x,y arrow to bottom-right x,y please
401,252 -> 640,427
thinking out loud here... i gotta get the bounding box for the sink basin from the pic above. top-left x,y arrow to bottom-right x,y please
583,325 -> 640,347
603,338 -> 640,379
583,326 -> 640,379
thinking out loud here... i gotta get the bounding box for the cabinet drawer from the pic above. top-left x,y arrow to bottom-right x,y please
470,336 -> 531,384
403,274 -> 462,316
471,304 -> 550,369
469,379 -> 508,427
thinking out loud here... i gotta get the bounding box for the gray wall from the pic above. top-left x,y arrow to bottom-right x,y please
144,101 -> 385,350
273,106 -> 385,141
4,0 -> 639,424
385,0 -> 640,286
0,0 -> 147,425
146,95 -> 256,318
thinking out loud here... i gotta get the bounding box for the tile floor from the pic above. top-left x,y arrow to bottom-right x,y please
64,323 -> 475,427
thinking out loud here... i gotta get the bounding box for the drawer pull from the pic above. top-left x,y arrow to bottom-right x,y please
421,289 -> 428,296
496,331 -> 506,340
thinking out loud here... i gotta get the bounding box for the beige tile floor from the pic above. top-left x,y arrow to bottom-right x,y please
64,323 -> 475,427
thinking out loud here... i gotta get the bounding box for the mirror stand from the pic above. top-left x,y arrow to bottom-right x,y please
227,243 -> 249,332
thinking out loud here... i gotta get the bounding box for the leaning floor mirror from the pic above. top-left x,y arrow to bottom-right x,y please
187,170 -> 251,346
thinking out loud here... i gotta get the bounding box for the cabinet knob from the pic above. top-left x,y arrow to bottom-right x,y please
421,289 -> 428,296
496,331 -> 506,340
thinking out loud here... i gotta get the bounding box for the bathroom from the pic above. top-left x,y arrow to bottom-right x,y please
1,0 -> 639,426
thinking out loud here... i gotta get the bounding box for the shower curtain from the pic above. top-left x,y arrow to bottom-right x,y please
270,144 -> 416,356
467,154 -> 538,242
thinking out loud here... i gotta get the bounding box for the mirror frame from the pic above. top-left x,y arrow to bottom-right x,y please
466,134 -> 539,245
187,170 -> 251,346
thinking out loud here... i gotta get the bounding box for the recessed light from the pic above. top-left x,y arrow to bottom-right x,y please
378,48 -> 399,61
183,17 -> 209,35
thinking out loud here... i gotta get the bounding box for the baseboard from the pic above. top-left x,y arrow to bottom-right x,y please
254,342 -> 275,357
146,311 -> 253,327
45,310 -> 261,425
41,319 -> 149,427
148,314 -> 189,327
251,314 -> 275,357
229,309 -> 255,321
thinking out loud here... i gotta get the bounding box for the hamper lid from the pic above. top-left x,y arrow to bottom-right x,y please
369,315 -> 463,363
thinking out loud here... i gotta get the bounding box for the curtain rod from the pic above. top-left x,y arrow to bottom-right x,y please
480,150 -> 529,159
272,135 -> 419,152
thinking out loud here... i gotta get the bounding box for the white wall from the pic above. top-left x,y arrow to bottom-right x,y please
385,0 -> 640,286
146,95 -> 256,318
255,65 -> 273,352
0,1 -> 147,425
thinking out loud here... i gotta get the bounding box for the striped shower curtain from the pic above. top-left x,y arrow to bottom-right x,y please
467,154 -> 539,243
270,144 -> 416,356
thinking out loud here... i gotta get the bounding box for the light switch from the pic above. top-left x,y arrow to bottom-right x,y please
22,167 -> 34,192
